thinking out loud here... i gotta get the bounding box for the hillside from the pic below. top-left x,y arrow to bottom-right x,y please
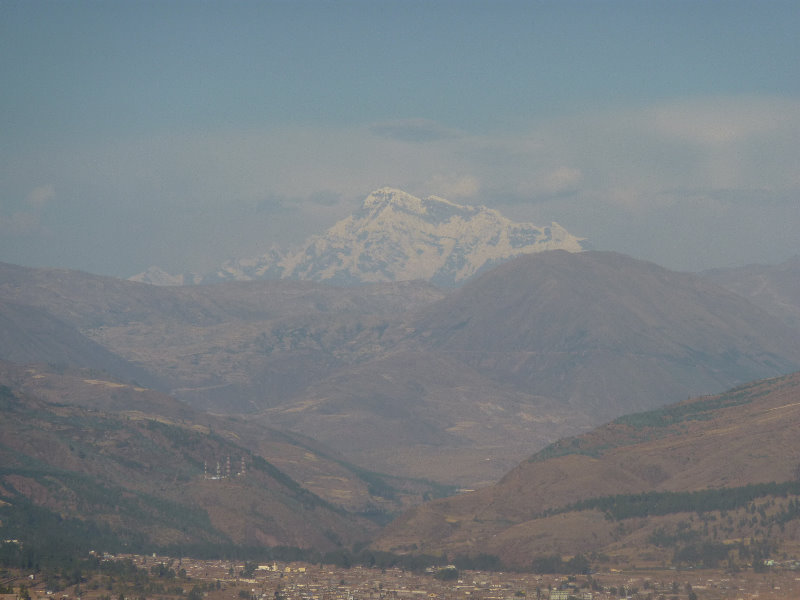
258,350 -> 593,488
374,371 -> 800,569
702,255 -> 800,330
251,251 -> 800,484
0,264 -> 443,412
0,361 -> 448,557
402,250 -> 800,419
0,298 -> 157,388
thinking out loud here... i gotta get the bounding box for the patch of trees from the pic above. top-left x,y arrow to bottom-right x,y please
530,554 -> 590,574
530,436 -> 605,463
563,481 -> 800,520
672,541 -> 731,568
647,521 -> 701,548
774,497 -> 800,524
321,548 -> 445,573
0,499 -> 144,570
2,554 -> 153,597
0,471 -> 226,567
0,384 -> 17,409
150,562 -> 177,578
2,478 -> 508,575
452,553 -> 503,572
612,385 -> 758,430
433,566 -> 459,581
343,465 -> 399,501
669,537 -> 774,570
648,513 -> 781,570
156,542 -> 316,563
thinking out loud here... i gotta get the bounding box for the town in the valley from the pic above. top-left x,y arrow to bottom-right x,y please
3,553 -> 800,600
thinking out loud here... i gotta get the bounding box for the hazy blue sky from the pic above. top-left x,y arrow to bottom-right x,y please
2,0 -> 799,278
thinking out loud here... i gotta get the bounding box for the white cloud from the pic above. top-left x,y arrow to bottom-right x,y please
26,184 -> 55,208
527,96 -> 800,206
57,95 -> 798,217
8,94 -> 797,274
542,167 -> 583,196
0,211 -> 42,235
0,184 -> 55,235
643,96 -> 800,147
425,174 -> 480,199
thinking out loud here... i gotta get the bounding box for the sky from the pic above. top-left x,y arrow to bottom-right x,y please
2,0 -> 799,279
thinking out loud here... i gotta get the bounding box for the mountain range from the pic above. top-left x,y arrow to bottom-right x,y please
2,187 -> 800,564
132,188 -> 587,286
3,249 -> 800,489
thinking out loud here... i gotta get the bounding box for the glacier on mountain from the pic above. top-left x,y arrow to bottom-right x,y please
132,187 -> 586,286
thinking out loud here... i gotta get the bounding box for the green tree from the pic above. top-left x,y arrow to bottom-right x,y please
434,567 -> 459,581
187,585 -> 203,600
240,562 -> 256,578
566,554 -> 591,574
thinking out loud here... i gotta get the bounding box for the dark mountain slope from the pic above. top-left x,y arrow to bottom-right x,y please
0,299 -> 159,387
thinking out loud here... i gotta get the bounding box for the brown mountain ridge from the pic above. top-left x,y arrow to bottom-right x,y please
0,361 -> 448,555
2,251 -> 800,489
259,250 -> 800,485
373,371 -> 800,569
400,250 -> 800,419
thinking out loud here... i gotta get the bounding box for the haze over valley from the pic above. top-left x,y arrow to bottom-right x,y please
3,2 -> 800,590
2,187 -> 800,573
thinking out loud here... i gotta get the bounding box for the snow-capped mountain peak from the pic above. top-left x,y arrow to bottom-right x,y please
362,187 -> 465,215
128,266 -> 202,286
131,188 -> 586,286
362,187 -> 425,212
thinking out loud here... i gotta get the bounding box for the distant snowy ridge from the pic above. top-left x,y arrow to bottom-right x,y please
131,187 -> 586,286
129,266 -> 203,286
